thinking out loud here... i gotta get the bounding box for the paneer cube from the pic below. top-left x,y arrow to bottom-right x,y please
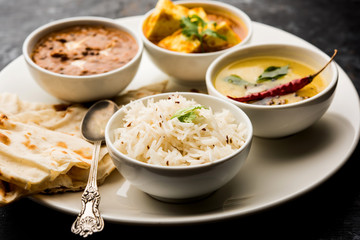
188,7 -> 208,21
144,0 -> 189,42
203,21 -> 241,51
158,29 -> 201,53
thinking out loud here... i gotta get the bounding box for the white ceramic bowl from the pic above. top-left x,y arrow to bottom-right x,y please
206,43 -> 339,138
140,1 -> 252,83
23,16 -> 143,103
105,92 -> 253,202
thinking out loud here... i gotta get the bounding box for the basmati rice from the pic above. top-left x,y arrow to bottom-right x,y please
113,94 -> 247,166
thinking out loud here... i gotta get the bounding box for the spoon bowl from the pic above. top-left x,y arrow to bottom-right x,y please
81,100 -> 120,142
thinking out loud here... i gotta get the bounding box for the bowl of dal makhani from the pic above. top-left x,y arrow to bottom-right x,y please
206,43 -> 338,138
23,16 -> 143,102
105,92 -> 252,202
140,0 -> 252,82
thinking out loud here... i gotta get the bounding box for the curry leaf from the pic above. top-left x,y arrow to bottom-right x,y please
223,74 -> 252,86
171,105 -> 206,123
257,65 -> 289,83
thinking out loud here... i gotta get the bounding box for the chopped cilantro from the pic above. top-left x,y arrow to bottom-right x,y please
171,105 -> 207,123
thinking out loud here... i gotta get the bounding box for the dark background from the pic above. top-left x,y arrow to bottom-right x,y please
1,0 -> 360,239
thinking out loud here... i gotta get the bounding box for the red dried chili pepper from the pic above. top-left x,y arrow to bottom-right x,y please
228,50 -> 337,103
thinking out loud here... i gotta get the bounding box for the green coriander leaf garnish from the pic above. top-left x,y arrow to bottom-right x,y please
180,15 -> 202,38
180,15 -> 227,52
202,28 -> 227,41
171,105 -> 207,123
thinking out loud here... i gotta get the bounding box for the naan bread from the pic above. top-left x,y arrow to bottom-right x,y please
0,80 -> 168,205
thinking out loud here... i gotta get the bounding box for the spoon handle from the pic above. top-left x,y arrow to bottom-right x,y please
71,141 -> 104,237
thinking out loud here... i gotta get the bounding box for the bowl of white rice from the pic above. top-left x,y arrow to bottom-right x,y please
105,92 -> 253,202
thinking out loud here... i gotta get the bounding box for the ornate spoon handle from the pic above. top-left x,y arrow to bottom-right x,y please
71,141 -> 104,237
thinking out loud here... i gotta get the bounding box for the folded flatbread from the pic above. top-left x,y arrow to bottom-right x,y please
0,80 -> 168,205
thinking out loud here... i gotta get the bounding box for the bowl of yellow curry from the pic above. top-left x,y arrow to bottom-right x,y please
140,0 -> 252,82
206,43 -> 338,138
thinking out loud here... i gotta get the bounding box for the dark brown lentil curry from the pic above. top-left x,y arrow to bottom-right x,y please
32,25 -> 138,76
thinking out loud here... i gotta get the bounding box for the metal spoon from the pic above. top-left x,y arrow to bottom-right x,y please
71,100 -> 118,238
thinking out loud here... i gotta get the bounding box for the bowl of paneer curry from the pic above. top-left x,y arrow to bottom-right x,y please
141,0 -> 252,82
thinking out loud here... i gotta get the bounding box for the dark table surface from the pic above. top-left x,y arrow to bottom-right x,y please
1,0 -> 360,239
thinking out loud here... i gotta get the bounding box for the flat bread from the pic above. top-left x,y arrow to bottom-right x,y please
0,80 -> 168,205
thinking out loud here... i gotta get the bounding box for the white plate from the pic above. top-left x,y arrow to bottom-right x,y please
0,16 -> 359,225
